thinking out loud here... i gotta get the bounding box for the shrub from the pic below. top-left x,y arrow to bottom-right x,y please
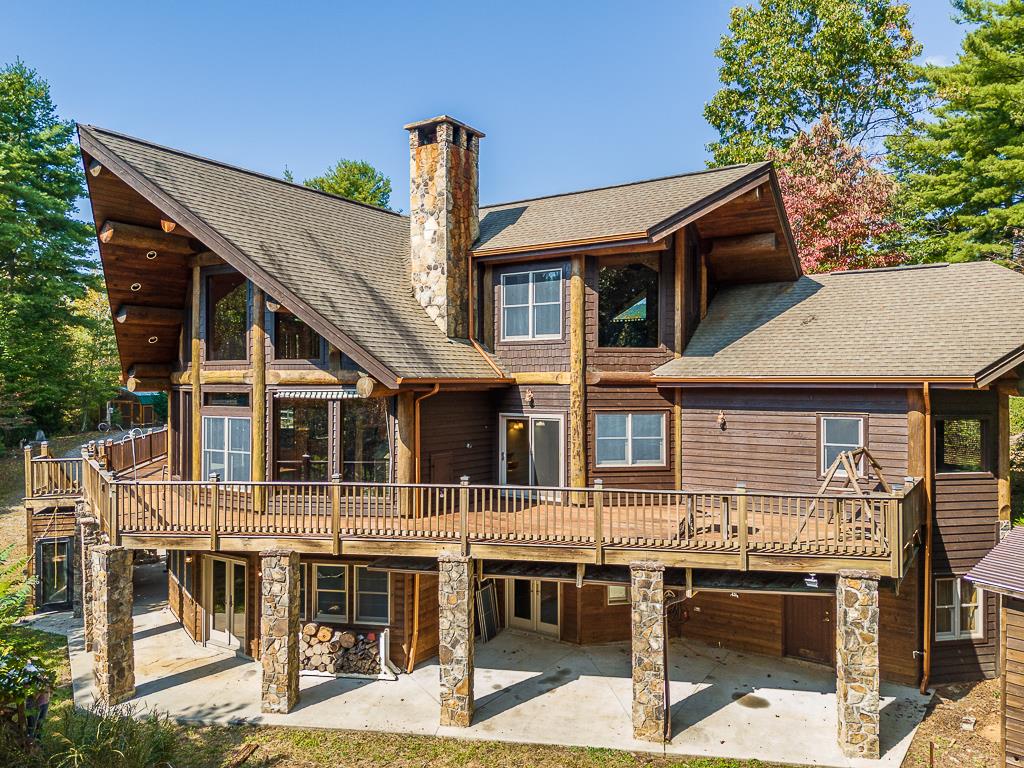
0,545 -> 33,629
46,703 -> 179,768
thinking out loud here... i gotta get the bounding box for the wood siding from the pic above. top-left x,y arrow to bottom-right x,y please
880,555 -> 923,686
678,388 -> 909,493
420,391 -> 497,485
559,584 -> 631,644
587,385 -> 676,490
682,592 -> 785,657
1005,598 -> 1024,768
167,556 -> 202,643
491,259 -> 570,373
25,506 -> 77,611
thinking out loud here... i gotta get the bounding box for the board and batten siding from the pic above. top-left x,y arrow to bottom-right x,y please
677,388 -> 910,494
1005,597 -> 1024,768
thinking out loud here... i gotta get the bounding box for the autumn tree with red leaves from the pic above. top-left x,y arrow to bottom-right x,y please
770,115 -> 903,273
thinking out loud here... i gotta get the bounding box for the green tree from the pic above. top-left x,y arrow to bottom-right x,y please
303,159 -> 392,209
887,0 -> 1024,263
65,288 -> 120,431
0,60 -> 94,437
704,0 -> 924,165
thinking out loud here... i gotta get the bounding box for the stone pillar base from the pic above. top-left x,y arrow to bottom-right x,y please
837,569 -> 881,759
631,561 -> 667,742
438,553 -> 474,727
260,550 -> 301,714
92,545 -> 134,705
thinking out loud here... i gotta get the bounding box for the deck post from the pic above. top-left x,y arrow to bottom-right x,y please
630,560 -> 668,742
593,479 -> 604,564
459,476 -> 470,556
260,549 -> 301,713
39,440 -> 49,458
331,473 -> 341,555
91,545 -> 135,705
23,444 -> 32,499
209,473 -> 220,551
836,569 -> 881,759
735,483 -> 748,570
438,553 -> 474,727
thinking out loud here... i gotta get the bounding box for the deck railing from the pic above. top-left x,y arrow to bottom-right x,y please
101,427 -> 169,475
23,444 -> 83,498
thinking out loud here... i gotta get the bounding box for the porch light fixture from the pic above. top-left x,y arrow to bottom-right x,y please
804,573 -> 819,589
146,250 -> 157,260
130,282 -> 142,292
717,410 -> 727,430
148,336 -> 158,344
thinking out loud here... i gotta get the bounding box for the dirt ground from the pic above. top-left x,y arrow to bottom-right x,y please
902,679 -> 1002,767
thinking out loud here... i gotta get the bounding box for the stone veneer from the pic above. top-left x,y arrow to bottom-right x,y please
260,550 -> 301,714
630,561 -> 667,742
91,545 -> 134,705
437,553 -> 474,727
76,512 -> 101,642
407,117 -> 480,339
836,569 -> 881,759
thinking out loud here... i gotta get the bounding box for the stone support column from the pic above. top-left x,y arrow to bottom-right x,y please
78,514 -> 102,650
92,545 -> 134,705
836,569 -> 881,759
438,553 -> 474,727
631,561 -> 668,742
260,550 -> 300,714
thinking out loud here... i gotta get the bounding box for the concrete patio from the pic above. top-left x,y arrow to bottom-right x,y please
25,563 -> 931,768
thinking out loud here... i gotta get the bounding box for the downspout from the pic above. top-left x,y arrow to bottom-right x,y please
406,383 -> 440,673
919,381 -> 934,695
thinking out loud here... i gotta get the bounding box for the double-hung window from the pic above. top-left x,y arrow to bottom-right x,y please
354,566 -> 390,625
501,269 -> 562,340
314,564 -> 348,623
607,585 -> 629,605
934,577 -> 983,641
820,415 -> 864,474
595,412 -> 666,467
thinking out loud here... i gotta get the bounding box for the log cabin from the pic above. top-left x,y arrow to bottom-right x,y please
22,114 -> 1024,758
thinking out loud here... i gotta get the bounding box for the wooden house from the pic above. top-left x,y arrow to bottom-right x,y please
23,114 -> 1024,758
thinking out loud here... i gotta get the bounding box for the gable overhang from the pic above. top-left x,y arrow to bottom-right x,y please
975,344 -> 1024,389
651,375 -> 978,387
78,125 -> 401,389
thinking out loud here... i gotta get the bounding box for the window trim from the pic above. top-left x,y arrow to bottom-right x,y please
203,269 -> 251,364
934,416 -> 991,475
595,255 -> 662,350
606,584 -> 629,606
271,309 -> 326,363
818,414 -> 866,476
201,414 -> 252,482
500,268 -> 563,342
354,566 -> 391,625
934,576 -> 985,642
594,411 -> 667,468
312,563 -> 349,624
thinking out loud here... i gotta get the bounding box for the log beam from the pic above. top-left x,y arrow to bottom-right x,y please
160,219 -> 177,234
88,160 -> 103,177
115,304 -> 183,326
99,220 -> 196,254
127,363 -> 172,379
710,231 -> 776,258
125,376 -> 167,393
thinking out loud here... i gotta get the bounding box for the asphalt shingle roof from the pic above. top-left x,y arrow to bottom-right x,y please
966,527 -> 1024,599
80,125 -> 500,381
654,261 -> 1024,381
475,163 -> 770,253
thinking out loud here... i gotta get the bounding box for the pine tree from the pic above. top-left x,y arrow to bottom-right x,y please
303,159 -> 392,209
888,0 -> 1024,262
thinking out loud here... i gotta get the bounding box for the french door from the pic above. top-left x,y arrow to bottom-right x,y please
507,578 -> 560,637
499,413 -> 564,490
202,415 -> 251,482
206,556 -> 247,651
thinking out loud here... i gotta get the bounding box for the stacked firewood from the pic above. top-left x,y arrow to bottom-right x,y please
299,623 -> 381,675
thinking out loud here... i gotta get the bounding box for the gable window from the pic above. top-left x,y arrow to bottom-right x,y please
207,272 -> 248,361
354,566 -> 389,624
275,312 -> 322,360
501,269 -> 562,340
820,416 -> 864,474
936,418 -> 987,473
598,256 -> 659,348
314,564 -> 348,623
935,577 -> 983,641
595,412 -> 666,467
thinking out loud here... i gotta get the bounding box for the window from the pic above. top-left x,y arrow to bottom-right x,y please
275,312 -> 322,360
598,257 -> 659,347
595,412 -> 666,467
299,563 -> 308,620
344,399 -> 391,482
935,577 -> 983,641
936,418 -> 987,473
202,415 -> 251,481
206,272 -> 248,361
314,565 -> 348,622
354,567 -> 390,624
203,392 -> 250,408
274,400 -> 329,481
820,416 -> 864,474
501,269 -> 562,340
607,585 -> 629,605
35,538 -> 72,609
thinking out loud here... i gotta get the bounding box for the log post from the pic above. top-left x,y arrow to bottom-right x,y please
251,287 -> 267,511
190,265 -> 202,481
997,381 -> 1013,527
569,255 -> 587,502
396,392 -> 415,514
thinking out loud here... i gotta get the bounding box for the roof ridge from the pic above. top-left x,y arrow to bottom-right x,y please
480,162 -> 767,210
79,124 -> 408,220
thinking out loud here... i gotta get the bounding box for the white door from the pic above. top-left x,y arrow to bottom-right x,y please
500,414 -> 563,489
507,578 -> 560,637
202,415 -> 251,482
206,556 -> 247,650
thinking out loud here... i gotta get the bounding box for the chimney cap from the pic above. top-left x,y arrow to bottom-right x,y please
403,115 -> 485,139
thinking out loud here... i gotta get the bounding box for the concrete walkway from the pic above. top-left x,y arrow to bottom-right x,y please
24,563 -> 931,768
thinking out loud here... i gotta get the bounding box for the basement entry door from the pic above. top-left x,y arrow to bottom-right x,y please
784,594 -> 835,666
206,556 -> 247,651
507,578 -> 560,637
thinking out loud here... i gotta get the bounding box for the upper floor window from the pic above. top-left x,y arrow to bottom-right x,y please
934,576 -> 983,641
936,418 -> 987,473
501,269 -> 562,341
275,312 -> 322,360
598,257 -> 659,348
595,412 -> 666,467
207,272 -> 248,361
820,415 -> 863,474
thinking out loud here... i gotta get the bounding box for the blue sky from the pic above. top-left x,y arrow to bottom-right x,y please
3,1 -> 965,211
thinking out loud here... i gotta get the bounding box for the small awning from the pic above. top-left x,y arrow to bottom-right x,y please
273,387 -> 359,400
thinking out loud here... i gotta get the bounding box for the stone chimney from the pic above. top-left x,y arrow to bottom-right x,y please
405,115 -> 484,339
